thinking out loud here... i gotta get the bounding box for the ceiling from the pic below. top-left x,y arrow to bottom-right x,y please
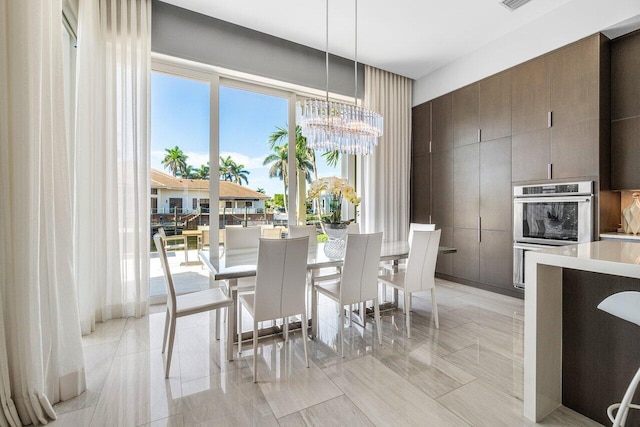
159,0 -> 573,80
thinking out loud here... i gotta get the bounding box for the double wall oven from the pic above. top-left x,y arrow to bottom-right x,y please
513,181 -> 594,289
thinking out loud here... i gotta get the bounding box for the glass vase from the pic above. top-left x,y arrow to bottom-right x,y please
623,192 -> 640,234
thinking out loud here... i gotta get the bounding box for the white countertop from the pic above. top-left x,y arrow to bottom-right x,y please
528,240 -> 640,279
600,232 -> 640,241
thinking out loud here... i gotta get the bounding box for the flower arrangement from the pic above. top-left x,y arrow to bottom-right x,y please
308,177 -> 360,224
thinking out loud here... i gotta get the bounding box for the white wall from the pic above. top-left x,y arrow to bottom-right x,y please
413,0 -> 640,106
156,188 -> 209,214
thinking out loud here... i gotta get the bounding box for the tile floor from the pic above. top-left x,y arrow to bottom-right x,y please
51,279 -> 603,426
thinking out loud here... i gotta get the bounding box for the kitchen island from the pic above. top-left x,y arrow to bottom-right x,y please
524,240 -> 640,424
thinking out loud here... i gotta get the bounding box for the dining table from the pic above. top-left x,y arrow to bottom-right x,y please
199,240 -> 457,361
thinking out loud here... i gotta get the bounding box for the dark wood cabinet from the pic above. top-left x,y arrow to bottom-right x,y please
480,137 -> 511,231
412,102 -> 431,157
512,56 -> 549,135
431,94 -> 453,152
612,31 -> 640,121
453,144 -> 479,229
549,35 -> 600,127
511,129 -> 550,182
431,150 -> 453,228
480,71 -> 511,142
436,226 -> 453,276
479,230 -> 513,289
551,119 -> 600,179
612,117 -> 640,190
453,228 -> 479,282
453,83 -> 479,147
411,155 -> 431,223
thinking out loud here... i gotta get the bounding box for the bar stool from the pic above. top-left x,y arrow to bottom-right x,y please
598,291 -> 640,427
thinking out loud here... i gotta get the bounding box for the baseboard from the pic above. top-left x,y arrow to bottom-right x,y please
436,273 -> 524,299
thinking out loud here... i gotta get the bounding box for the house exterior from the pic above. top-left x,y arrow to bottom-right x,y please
150,169 -> 269,215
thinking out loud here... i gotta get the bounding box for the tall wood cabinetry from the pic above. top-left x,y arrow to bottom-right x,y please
410,33 -> 612,297
611,30 -> 640,190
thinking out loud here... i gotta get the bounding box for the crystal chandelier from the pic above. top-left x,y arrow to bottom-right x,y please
296,0 -> 383,156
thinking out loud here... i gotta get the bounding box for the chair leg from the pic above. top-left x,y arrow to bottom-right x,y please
284,317 -> 289,342
339,303 -> 345,358
237,303 -> 243,355
611,367 -> 640,426
162,308 -> 170,353
165,316 -> 177,378
373,299 -> 382,345
431,288 -> 440,329
405,291 -> 411,339
301,313 -> 310,368
253,320 -> 259,383
215,308 -> 221,341
311,288 -> 318,339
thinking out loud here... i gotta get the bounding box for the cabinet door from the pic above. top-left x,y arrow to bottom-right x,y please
511,129 -> 550,182
453,83 -> 479,147
436,226 -> 453,276
549,35 -> 600,127
431,149 -> 453,228
550,120 -> 599,179
479,230 -> 513,289
412,102 -> 431,157
512,57 -> 549,135
411,155 -> 431,223
480,71 -> 511,142
612,117 -> 640,190
453,144 -> 479,229
431,94 -> 453,152
612,32 -> 640,121
480,137 -> 511,231
453,228 -> 479,282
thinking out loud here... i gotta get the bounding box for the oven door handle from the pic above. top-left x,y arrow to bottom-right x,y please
514,196 -> 592,204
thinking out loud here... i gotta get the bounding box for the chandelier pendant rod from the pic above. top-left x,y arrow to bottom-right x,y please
325,0 -> 329,105
354,0 -> 358,107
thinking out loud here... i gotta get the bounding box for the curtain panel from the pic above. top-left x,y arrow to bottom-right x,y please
358,66 -> 412,241
75,0 -> 151,334
0,0 -> 87,424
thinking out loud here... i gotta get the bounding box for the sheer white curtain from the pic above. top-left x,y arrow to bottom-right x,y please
358,66 -> 413,241
75,0 -> 151,335
0,0 -> 86,425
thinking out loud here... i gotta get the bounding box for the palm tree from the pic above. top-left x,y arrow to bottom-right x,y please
263,145 -> 289,213
162,146 -> 188,177
230,162 -> 250,185
178,164 -> 194,178
193,163 -> 210,180
256,188 -> 265,194
219,156 -> 235,181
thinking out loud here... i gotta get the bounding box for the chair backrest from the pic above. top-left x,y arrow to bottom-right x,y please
197,225 -> 209,231
225,226 -> 261,249
289,225 -> 317,245
253,237 -> 309,321
405,229 -> 441,292
153,234 -> 177,314
158,227 -> 168,239
408,222 -> 436,246
346,222 -> 360,234
340,232 -> 383,305
261,228 -> 282,239
201,229 -> 210,247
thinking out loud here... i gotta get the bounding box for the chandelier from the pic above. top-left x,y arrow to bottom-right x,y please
296,0 -> 383,156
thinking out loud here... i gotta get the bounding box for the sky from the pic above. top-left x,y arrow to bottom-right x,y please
150,71 -> 339,198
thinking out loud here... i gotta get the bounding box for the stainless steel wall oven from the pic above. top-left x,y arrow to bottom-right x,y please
513,181 -> 594,288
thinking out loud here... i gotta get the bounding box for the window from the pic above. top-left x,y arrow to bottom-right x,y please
245,201 -> 253,207
151,198 -> 158,213
151,188 -> 158,195
192,198 -> 198,209
225,201 -> 232,209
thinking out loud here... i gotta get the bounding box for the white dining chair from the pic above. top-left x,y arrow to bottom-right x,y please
225,226 -> 261,250
378,229 -> 442,337
312,232 -> 384,357
237,237 -> 310,382
408,222 -> 436,246
289,224 -> 318,245
346,222 -> 360,234
154,234 -> 233,378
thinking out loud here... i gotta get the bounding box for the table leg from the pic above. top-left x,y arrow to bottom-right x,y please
227,279 -> 237,361
184,235 -> 189,263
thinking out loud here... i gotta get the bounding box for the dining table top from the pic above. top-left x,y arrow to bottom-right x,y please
198,240 -> 457,280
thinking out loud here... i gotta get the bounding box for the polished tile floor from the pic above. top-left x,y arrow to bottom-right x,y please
52,279 -> 602,426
